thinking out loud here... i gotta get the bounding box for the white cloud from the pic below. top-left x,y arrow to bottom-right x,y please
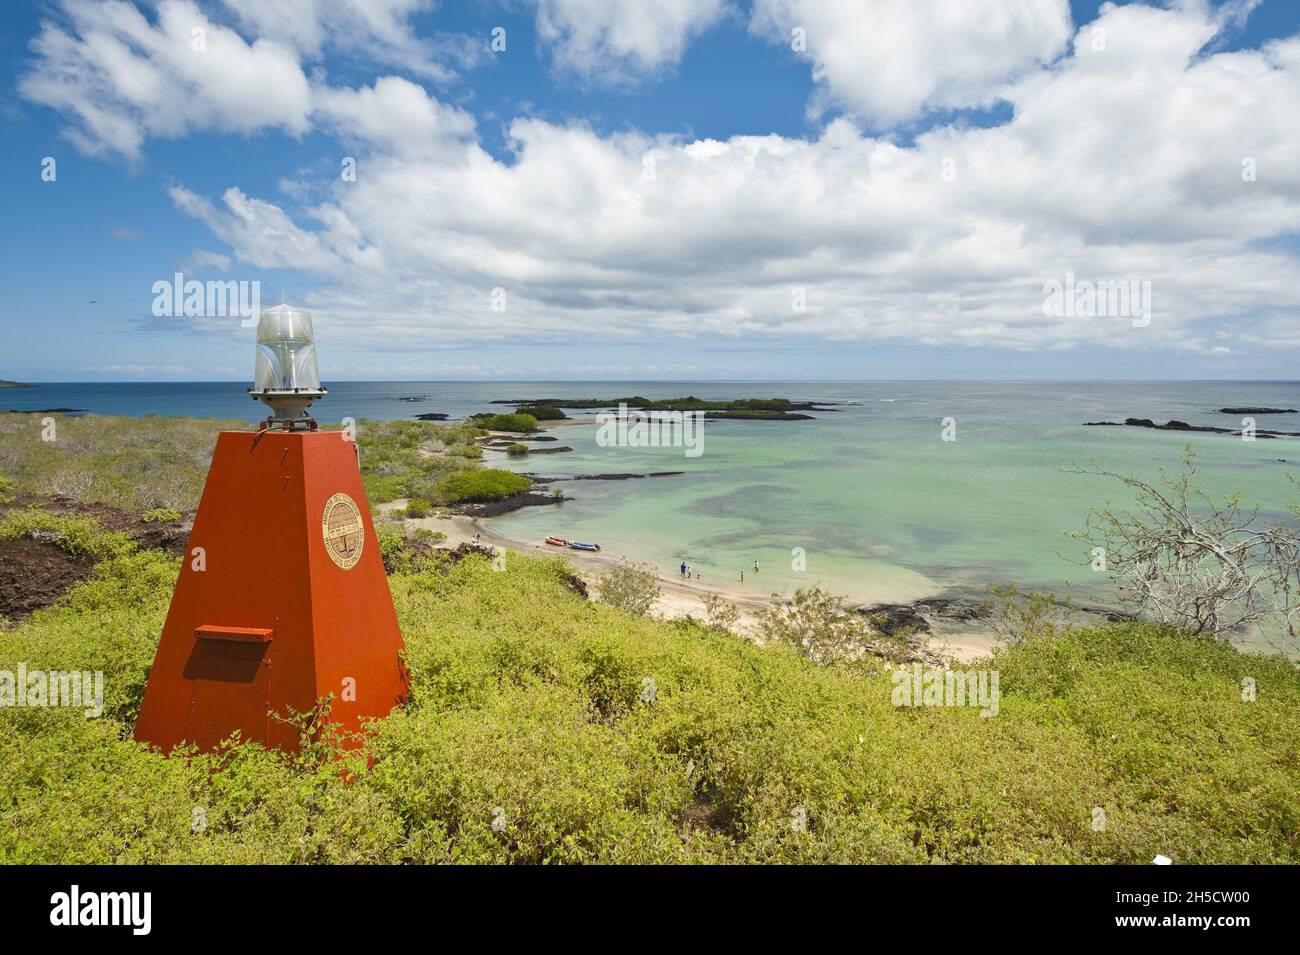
17,0 -> 479,160
19,0 -> 313,159
314,76 -> 476,158
531,0 -> 730,83
168,185 -> 379,272
219,0 -> 481,80
183,249 -> 233,272
18,0 -> 1300,366
751,0 -> 1072,125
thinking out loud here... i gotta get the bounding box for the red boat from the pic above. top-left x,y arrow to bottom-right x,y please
544,536 -> 567,547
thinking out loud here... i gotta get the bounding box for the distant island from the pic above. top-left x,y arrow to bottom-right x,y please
490,396 -> 834,421
0,380 -> 34,388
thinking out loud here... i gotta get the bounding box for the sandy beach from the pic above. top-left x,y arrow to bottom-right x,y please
380,498 -> 1003,663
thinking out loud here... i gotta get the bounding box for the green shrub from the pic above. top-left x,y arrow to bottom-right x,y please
0,475 -> 14,505
376,526 -> 407,564
0,510 -> 136,561
594,561 -> 660,617
515,405 -> 568,420
436,469 -> 532,503
1,520 -> 1298,864
505,443 -> 528,457
469,413 -> 539,433
141,507 -> 182,523
404,498 -> 432,518
0,412 -> 242,511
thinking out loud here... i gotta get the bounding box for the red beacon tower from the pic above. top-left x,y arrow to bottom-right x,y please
134,304 -> 408,754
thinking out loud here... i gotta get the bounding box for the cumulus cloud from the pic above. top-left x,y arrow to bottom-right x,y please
167,184 -> 381,272
17,0 -> 481,159
219,0 -> 481,81
751,0 -> 1073,126
19,0 -> 313,159
531,0 -> 730,83
18,0 -> 1300,365
314,75 -> 476,158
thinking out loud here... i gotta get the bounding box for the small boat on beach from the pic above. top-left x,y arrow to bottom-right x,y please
544,536 -> 568,547
567,541 -> 601,552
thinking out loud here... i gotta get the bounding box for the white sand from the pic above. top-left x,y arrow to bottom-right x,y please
379,499 -> 1003,662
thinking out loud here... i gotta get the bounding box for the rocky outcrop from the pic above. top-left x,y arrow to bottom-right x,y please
526,471 -> 683,483
860,596 -> 993,637
1218,407 -> 1297,414
1084,417 -> 1300,437
449,491 -> 563,517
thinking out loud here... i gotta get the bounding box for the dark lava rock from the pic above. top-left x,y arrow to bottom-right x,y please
0,536 -> 94,620
562,573 -> 589,599
1084,418 -> 1298,438
414,412 -> 449,421
861,603 -> 931,635
702,411 -> 815,420
533,471 -> 684,482
451,491 -> 563,518
915,597 -> 993,621
0,491 -> 190,620
3,407 -> 86,414
1219,407 -> 1297,414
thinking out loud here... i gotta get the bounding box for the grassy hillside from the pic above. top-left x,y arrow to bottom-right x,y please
0,413 -> 519,513
1,538 -> 1296,864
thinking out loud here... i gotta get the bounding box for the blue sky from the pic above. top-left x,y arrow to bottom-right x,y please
2,0 -> 1299,381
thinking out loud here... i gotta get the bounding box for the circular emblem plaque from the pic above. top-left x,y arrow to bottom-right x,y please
322,492 -> 364,570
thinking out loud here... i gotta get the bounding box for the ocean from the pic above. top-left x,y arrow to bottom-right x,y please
8,380 -> 1300,610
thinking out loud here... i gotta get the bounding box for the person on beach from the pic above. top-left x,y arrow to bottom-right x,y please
740,571 -> 744,583
680,561 -> 687,577
753,560 -> 759,573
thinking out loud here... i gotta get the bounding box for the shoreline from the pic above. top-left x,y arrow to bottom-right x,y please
384,501 -> 1014,663
388,415 -> 1288,663
387,416 -> 1128,664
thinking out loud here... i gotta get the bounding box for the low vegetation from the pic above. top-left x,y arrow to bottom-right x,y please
0,510 -> 136,562
436,469 -> 532,504
0,413 -> 526,515
757,586 -> 873,664
2,415 -> 1298,864
593,561 -> 661,617
514,405 -> 568,421
346,418 -> 484,506
0,412 -> 245,511
1,530 -> 1297,863
468,413 -> 539,433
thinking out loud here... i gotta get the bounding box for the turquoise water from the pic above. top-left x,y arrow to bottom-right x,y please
485,382 -> 1300,606
11,379 -> 1300,606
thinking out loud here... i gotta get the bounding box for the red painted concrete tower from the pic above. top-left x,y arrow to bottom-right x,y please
134,306 -> 407,753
